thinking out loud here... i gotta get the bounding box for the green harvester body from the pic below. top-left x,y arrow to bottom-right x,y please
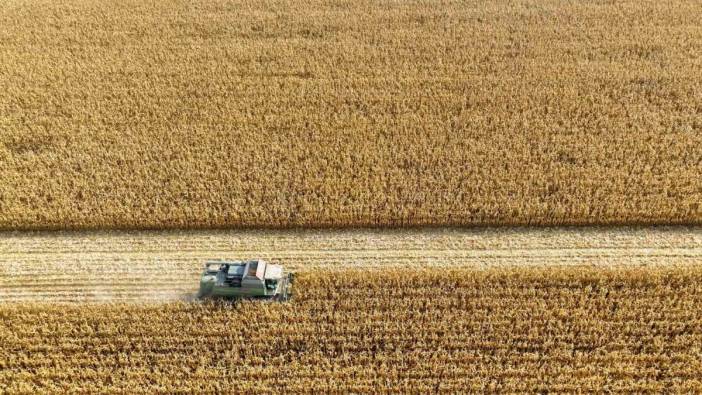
197,259 -> 293,301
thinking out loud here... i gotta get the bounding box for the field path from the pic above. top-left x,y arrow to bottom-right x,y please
1,226 -> 701,302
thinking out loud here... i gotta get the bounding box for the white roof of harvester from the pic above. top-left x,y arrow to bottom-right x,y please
205,259 -> 283,280
204,259 -> 284,280
264,264 -> 283,280
252,260 -> 283,280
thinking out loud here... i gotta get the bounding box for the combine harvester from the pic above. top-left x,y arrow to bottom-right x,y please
197,259 -> 294,301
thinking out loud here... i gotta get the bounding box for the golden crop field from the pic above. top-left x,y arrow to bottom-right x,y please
2,266 -> 702,393
1,228 -> 702,392
1,0 -> 701,229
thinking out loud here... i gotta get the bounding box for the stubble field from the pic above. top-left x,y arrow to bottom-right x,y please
1,0 -> 702,229
2,227 -> 702,392
1,227 -> 702,302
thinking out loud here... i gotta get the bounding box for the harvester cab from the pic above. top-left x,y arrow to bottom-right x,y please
197,259 -> 294,301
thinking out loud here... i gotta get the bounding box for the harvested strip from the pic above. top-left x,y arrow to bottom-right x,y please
1,227 -> 701,302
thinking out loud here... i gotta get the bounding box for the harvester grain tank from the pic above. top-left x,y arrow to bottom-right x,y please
197,259 -> 293,301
